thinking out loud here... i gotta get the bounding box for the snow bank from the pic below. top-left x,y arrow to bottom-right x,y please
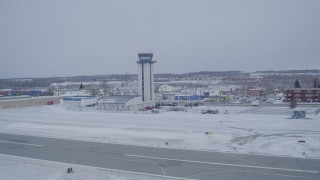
0,154 -> 164,180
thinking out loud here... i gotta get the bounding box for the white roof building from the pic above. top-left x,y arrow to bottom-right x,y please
158,85 -> 181,94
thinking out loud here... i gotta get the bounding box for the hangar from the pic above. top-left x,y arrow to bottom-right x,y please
97,95 -> 154,111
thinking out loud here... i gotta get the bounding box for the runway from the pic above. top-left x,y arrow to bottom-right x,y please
0,133 -> 319,180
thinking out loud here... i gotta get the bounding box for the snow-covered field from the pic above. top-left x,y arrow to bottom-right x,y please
0,105 -> 320,159
0,154 -> 165,180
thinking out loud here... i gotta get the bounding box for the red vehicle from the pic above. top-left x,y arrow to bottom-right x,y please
145,106 -> 152,110
211,109 -> 219,114
47,101 -> 54,105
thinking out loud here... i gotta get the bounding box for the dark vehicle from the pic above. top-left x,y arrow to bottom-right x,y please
145,106 -> 153,110
291,110 -> 306,119
201,109 -> 219,114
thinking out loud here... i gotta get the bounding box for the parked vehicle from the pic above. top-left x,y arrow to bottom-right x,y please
251,100 -> 260,106
201,109 -> 209,114
171,107 -> 185,111
152,109 -> 159,113
46,101 -> 54,105
291,110 -> 306,119
201,109 -> 219,114
145,106 -> 152,110
210,109 -> 219,114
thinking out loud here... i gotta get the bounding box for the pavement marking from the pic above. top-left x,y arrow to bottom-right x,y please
0,154 -> 197,180
144,159 -> 166,176
0,140 -> 44,147
126,154 -> 319,174
2,132 -> 320,160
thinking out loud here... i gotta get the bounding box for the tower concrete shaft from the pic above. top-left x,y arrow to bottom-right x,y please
137,53 -> 156,102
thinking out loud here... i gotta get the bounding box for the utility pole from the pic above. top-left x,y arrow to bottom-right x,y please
126,72 -> 128,86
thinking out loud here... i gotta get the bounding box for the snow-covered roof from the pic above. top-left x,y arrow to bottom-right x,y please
98,95 -> 139,104
0,89 -> 13,91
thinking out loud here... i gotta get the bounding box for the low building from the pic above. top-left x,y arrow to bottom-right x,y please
175,95 -> 199,101
0,96 -> 60,109
249,89 -> 265,97
0,89 -> 13,96
97,95 -> 154,111
157,85 -> 181,101
283,88 -> 320,102
160,93 -> 175,101
0,89 -> 42,97
53,89 -> 92,96
204,95 -> 230,103
158,85 -> 181,94
62,96 -> 97,107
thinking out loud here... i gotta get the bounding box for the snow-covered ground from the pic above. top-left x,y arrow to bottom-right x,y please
0,105 -> 320,159
0,154 -> 165,180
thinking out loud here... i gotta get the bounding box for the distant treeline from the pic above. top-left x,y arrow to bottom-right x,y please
0,70 -> 319,89
255,69 -> 320,74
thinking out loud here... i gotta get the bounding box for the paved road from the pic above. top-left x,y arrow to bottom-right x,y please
0,133 -> 319,180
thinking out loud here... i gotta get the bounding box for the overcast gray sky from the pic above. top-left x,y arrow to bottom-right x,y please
0,0 -> 319,78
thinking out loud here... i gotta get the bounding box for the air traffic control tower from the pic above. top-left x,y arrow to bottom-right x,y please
137,53 -> 157,102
